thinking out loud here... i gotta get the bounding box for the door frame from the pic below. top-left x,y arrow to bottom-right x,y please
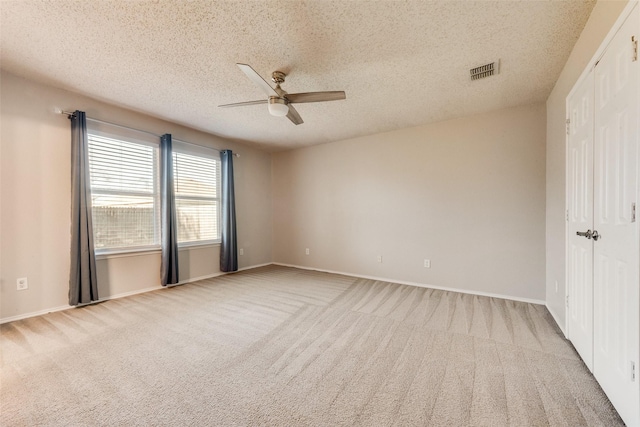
564,2 -> 640,424
564,0 -> 639,337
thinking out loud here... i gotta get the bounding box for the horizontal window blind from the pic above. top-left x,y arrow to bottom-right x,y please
83,119 -> 221,252
173,142 -> 220,244
89,135 -> 156,194
174,151 -> 217,198
87,130 -> 160,251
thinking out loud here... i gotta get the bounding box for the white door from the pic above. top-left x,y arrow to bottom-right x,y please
567,69 -> 595,371
593,6 -> 639,425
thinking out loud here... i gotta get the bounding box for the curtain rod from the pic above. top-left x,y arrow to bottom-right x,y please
59,109 -> 239,157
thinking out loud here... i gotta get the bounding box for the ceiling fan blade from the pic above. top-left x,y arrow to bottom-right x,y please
237,63 -> 279,97
218,99 -> 267,108
286,104 -> 304,125
285,91 -> 346,104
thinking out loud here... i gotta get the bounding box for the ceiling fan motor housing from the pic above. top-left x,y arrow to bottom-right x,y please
271,71 -> 286,84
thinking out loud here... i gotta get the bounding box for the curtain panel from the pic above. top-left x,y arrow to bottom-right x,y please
220,150 -> 238,272
69,110 -> 99,305
160,134 -> 179,285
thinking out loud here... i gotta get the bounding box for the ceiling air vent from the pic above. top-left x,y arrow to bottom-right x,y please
470,61 -> 499,81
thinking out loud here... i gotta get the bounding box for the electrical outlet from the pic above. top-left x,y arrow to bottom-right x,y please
424,259 -> 431,268
305,248 -> 310,255
17,277 -> 28,291
377,255 -> 382,263
239,248 -> 244,256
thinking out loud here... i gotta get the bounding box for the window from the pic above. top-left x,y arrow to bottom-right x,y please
173,141 -> 220,245
86,121 -> 220,253
87,122 -> 160,252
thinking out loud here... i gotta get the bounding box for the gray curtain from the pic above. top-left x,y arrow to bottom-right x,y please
220,150 -> 238,272
69,110 -> 99,305
160,134 -> 179,285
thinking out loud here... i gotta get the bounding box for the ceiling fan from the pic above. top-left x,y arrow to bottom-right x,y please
218,63 -> 346,125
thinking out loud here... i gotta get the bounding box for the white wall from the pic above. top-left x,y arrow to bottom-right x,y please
272,103 -> 546,302
0,71 -> 272,321
545,0 -> 628,331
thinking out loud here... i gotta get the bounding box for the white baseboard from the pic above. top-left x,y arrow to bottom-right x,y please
0,262 -> 273,324
238,262 -> 273,272
0,304 -> 73,325
272,262 -> 546,305
546,304 -> 567,337
0,284 -> 165,324
1,261 -> 545,324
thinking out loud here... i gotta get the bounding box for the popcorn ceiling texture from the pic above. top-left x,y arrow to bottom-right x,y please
0,0 -> 596,151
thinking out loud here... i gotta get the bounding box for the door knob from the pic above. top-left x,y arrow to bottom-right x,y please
592,230 -> 600,241
577,230 -> 593,239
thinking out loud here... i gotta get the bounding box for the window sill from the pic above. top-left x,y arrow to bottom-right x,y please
178,241 -> 221,250
96,247 -> 161,260
95,242 -> 221,260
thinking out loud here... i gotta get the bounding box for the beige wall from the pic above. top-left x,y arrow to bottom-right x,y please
2,0 -> 628,322
273,103 -> 546,302
0,71 -> 272,321
545,0 -> 628,331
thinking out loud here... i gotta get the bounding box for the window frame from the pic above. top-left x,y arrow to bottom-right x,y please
172,139 -> 221,247
85,122 -> 222,255
86,121 -> 161,255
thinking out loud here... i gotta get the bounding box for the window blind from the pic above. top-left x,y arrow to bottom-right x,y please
84,118 -> 221,252
173,142 -> 220,244
87,132 -> 160,251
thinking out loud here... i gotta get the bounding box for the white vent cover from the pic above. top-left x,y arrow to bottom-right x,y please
470,60 -> 500,80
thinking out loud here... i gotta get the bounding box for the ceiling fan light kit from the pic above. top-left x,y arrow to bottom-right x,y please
219,63 -> 346,125
268,97 -> 289,116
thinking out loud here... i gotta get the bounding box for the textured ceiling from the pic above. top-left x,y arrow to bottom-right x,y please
0,0 -> 596,152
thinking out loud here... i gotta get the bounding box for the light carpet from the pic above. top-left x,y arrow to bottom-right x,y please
0,265 -> 623,426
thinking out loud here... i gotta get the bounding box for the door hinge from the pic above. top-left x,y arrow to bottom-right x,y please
566,295 -> 569,308
566,209 -> 569,222
632,361 -> 636,381
632,203 -> 636,223
633,36 -> 638,62
565,118 -> 571,136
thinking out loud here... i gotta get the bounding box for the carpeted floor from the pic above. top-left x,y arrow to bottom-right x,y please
0,265 -> 623,426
